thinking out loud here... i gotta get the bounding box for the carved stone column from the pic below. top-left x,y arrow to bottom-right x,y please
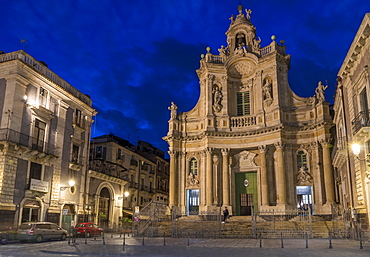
274,142 -> 287,205
221,148 -> 230,206
259,145 -> 269,206
205,148 -> 213,206
321,140 -> 335,204
168,150 -> 178,208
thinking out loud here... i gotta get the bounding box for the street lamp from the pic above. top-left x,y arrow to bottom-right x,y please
352,143 -> 370,164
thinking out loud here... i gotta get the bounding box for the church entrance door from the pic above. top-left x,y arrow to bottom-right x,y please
235,172 -> 258,215
296,186 -> 313,213
186,189 -> 199,215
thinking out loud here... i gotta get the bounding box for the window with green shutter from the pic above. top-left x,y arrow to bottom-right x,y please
237,91 -> 250,116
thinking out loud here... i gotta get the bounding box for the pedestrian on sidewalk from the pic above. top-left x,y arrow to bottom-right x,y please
222,207 -> 229,223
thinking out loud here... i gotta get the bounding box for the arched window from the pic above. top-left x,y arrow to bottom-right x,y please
297,150 -> 308,170
190,158 -> 198,176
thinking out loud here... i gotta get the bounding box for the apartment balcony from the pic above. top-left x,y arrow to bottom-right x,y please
88,159 -> 128,181
352,110 -> 370,136
0,128 -> 58,156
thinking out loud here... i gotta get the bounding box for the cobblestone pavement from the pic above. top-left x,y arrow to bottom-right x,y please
0,234 -> 369,256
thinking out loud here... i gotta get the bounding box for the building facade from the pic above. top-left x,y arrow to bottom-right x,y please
164,5 -> 336,216
333,13 -> 370,229
88,134 -> 169,228
0,50 -> 95,229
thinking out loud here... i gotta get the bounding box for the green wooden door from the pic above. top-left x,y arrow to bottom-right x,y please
235,172 -> 258,215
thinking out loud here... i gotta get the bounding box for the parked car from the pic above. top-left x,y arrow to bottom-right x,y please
75,223 -> 103,237
0,226 -> 17,244
17,222 -> 67,243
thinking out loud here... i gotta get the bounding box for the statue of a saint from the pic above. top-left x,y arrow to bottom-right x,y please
315,81 -> 328,102
168,102 -> 178,120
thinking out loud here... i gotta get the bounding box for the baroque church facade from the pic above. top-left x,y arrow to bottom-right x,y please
164,5 -> 336,216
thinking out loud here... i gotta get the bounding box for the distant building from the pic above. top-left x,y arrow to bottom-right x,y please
333,13 -> 370,229
164,5 -> 335,216
0,50 -> 95,230
88,134 -> 169,228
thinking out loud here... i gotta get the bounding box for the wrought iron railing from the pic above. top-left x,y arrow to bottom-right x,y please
352,110 -> 370,135
88,159 -> 128,181
0,128 -> 58,156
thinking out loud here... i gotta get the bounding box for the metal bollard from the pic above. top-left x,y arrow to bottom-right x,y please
163,232 -> 166,246
111,231 -> 113,238
85,231 -> 87,244
142,236 -> 145,246
305,232 -> 308,248
259,233 -> 262,248
360,231 -> 363,249
281,232 -> 284,248
329,232 -> 332,249
187,232 -> 190,247
103,232 -> 105,245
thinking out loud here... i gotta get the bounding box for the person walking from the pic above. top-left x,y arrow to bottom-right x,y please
222,207 -> 229,223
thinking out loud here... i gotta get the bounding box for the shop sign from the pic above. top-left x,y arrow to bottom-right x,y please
30,179 -> 49,193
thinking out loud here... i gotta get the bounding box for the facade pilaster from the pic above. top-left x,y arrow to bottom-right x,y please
258,145 -> 269,206
321,139 -> 335,204
274,142 -> 287,206
205,148 -> 213,206
168,150 -> 178,208
221,148 -> 230,206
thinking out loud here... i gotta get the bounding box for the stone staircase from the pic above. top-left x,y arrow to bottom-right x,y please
141,215 -> 348,239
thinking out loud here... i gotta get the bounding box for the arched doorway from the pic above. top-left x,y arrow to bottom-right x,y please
98,187 -> 110,228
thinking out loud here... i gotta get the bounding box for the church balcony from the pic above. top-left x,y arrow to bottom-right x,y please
230,116 -> 256,128
352,110 -> 370,136
0,128 -> 58,156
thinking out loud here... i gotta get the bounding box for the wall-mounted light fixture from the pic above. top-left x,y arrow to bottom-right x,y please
60,180 -> 76,191
352,143 -> 370,164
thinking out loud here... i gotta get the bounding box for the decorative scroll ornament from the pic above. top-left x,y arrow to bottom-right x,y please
296,166 -> 313,184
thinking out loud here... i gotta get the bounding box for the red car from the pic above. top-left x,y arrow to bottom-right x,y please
75,223 -> 103,237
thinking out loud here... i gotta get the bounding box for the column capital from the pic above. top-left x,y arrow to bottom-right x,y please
258,145 -> 268,153
204,147 -> 213,155
319,138 -> 332,147
274,141 -> 284,150
168,150 -> 178,157
221,148 -> 230,155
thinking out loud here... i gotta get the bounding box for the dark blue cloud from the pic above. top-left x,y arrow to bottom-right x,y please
1,0 -> 368,155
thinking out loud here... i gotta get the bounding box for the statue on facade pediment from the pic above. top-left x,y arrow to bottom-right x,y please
315,81 -> 328,102
168,102 -> 178,120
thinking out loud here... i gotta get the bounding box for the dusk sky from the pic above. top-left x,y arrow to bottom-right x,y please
2,1 -> 369,156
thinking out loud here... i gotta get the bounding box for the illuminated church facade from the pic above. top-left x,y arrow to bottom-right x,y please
164,5 -> 336,216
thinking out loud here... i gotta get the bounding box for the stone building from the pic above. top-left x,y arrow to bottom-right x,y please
0,50 -> 95,229
164,5 -> 335,216
88,134 -> 169,228
333,13 -> 370,229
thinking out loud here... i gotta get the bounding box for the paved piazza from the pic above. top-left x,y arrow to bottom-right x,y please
0,234 -> 370,256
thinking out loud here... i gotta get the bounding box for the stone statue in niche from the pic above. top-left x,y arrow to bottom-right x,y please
212,85 -> 223,112
297,166 -> 312,184
168,102 -> 178,120
263,79 -> 273,106
315,81 -> 328,102
235,33 -> 246,50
